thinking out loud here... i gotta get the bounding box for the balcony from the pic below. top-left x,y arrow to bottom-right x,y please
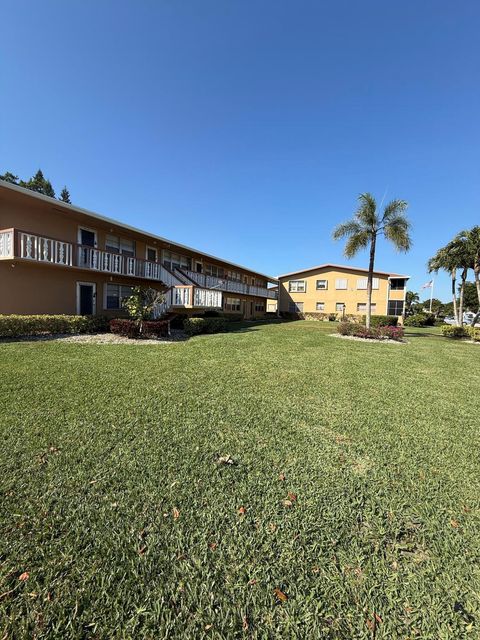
0,228 -> 177,285
0,228 -> 278,299
170,286 -> 222,309
180,268 -> 277,299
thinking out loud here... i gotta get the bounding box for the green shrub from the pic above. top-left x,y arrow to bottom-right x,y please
337,322 -> 404,341
404,313 -> 434,327
183,317 -> 227,336
110,319 -> 169,338
442,325 -> 468,339
467,326 -> 480,342
0,315 -> 109,338
364,315 -> 399,327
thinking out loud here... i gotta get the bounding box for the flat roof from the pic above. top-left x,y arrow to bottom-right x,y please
278,263 -> 410,279
0,180 -> 278,282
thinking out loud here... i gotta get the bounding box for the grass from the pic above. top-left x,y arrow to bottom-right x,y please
0,321 -> 479,638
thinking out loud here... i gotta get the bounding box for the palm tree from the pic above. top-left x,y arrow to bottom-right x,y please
428,236 -> 471,326
458,226 -> 480,325
405,290 -> 420,316
332,193 -> 411,328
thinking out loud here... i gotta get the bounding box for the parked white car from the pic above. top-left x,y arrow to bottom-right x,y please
444,312 -> 478,326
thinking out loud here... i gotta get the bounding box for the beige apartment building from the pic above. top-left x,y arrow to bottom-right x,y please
0,182 -> 277,319
278,264 -> 409,318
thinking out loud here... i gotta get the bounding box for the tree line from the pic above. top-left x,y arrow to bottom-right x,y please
0,169 -> 71,204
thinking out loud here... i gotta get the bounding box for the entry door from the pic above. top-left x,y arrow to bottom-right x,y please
77,282 -> 96,315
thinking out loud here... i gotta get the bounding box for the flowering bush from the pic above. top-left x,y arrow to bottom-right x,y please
337,322 -> 404,341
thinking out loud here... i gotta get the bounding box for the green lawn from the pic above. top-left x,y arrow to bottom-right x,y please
1,322 -> 479,638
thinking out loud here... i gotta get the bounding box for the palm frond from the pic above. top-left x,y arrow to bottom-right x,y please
355,193 -> 378,228
343,230 -> 370,258
332,220 -> 363,241
381,199 -> 408,224
383,213 -> 412,252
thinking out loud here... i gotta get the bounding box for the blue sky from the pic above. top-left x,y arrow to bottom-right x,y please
1,1 -> 479,299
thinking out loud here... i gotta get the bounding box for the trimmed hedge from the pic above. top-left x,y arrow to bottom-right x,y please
110,319 -> 169,338
442,325 -> 480,341
363,315 -> 399,327
0,315 -> 109,338
468,326 -> 480,342
404,313 -> 435,327
338,322 -> 404,341
183,317 -> 227,336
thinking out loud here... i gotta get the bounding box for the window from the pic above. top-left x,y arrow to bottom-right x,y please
390,278 -> 406,290
388,300 -> 404,315
205,263 -> 224,278
163,250 -> 191,271
316,302 -> 325,311
146,247 -> 157,262
105,284 -> 134,309
335,278 -> 348,290
357,277 -> 379,290
316,279 -> 328,290
357,303 -> 377,313
289,302 -> 304,313
289,280 -> 306,293
255,302 -> 265,312
227,270 -> 242,282
105,235 -> 135,257
225,297 -> 241,311
336,302 -> 345,312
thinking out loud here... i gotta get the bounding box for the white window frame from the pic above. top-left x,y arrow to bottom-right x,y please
316,279 -> 328,290
357,277 -> 379,290
146,245 -> 158,262
76,281 -> 97,315
335,278 -> 348,290
316,302 -> 325,311
104,283 -> 135,310
289,280 -> 306,293
357,303 -> 377,313
77,226 -> 98,247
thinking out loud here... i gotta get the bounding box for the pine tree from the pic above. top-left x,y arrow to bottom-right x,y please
59,187 -> 71,204
0,172 -> 19,184
24,169 -> 56,198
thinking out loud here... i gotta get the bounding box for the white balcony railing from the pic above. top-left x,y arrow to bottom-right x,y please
193,288 -> 222,308
0,229 -> 14,258
181,268 -> 277,298
20,232 -> 73,266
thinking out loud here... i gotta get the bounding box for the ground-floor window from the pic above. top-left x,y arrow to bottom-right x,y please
335,302 -> 345,312
388,300 -> 404,315
255,302 -> 265,312
105,283 -> 134,310
289,302 -> 304,312
225,297 -> 241,312
316,302 -> 325,311
357,303 -> 377,313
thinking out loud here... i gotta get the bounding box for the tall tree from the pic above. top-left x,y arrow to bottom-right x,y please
0,172 -> 19,184
23,169 -> 56,198
59,187 -> 71,204
460,226 -> 480,325
332,193 -> 411,328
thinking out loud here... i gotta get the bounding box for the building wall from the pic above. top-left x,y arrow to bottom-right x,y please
278,267 -> 407,316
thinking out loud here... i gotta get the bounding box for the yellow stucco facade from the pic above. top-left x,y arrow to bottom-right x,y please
278,264 -> 408,318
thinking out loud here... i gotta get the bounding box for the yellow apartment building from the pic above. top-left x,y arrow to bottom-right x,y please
278,264 -> 409,318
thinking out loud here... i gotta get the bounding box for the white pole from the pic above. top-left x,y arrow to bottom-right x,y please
429,279 -> 434,313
